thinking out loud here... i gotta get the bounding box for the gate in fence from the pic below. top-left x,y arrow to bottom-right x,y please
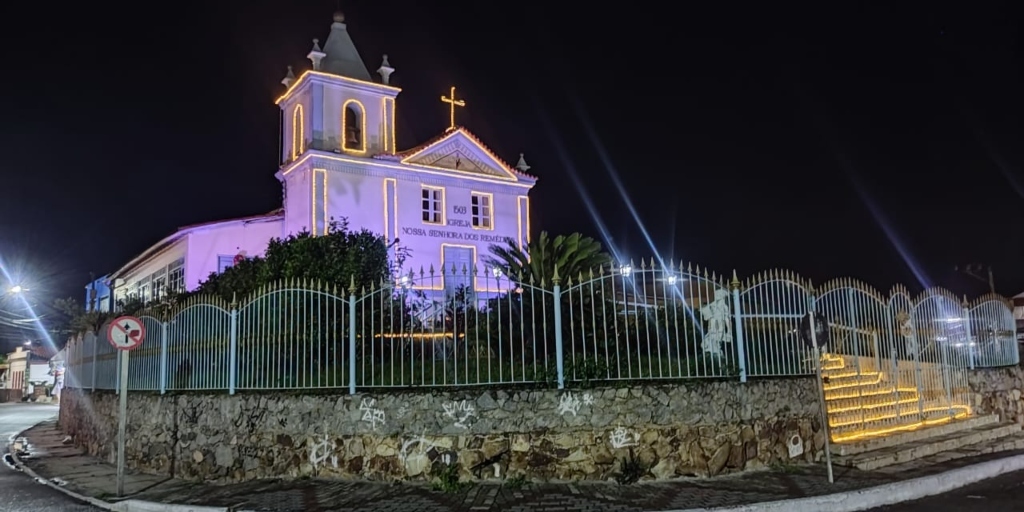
63,262 -> 1018,442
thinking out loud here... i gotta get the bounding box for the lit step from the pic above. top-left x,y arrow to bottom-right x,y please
875,430 -> 1024,474
829,414 -> 1000,456
826,389 -> 919,411
833,420 -> 1022,471
825,382 -> 899,401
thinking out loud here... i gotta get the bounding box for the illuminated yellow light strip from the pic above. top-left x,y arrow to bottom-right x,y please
516,195 -> 531,251
400,128 -> 518,181
827,371 -> 880,380
469,191 -> 495,230
292,104 -> 304,161
827,387 -> 919,401
380,98 -> 388,154
388,97 -> 396,153
281,152 -> 534,188
311,169 -> 318,236
833,405 -> 971,425
321,169 -> 328,234
823,373 -> 883,391
374,332 -> 464,339
828,397 -> 919,414
832,409 -> 971,443
422,185 -> 446,225
342,99 -> 368,154
275,70 -> 401,105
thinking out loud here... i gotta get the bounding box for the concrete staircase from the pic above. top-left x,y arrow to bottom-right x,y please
821,353 -> 1024,470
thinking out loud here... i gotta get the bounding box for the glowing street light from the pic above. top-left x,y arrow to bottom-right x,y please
8,284 -> 24,294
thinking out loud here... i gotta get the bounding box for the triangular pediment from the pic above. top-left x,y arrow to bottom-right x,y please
400,129 -> 518,180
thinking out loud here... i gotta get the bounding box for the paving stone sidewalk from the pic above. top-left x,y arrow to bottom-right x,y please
16,420 -> 1024,512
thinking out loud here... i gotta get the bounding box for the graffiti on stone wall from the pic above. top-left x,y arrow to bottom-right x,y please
556,391 -> 594,416
400,436 -> 456,476
442,400 -> 477,429
360,398 -> 386,429
609,426 -> 639,449
309,434 -> 338,471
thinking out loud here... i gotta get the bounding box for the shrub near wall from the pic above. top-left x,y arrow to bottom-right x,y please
59,379 -> 825,483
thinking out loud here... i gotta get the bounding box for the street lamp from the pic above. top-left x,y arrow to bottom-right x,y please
8,285 -> 24,294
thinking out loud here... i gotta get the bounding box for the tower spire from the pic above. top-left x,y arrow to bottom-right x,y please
320,11 -> 373,80
307,39 -> 326,71
377,54 -> 395,85
281,65 -> 296,87
516,153 -> 531,172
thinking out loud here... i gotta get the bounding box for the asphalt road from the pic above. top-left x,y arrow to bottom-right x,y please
0,403 -> 98,511
871,468 -> 1024,511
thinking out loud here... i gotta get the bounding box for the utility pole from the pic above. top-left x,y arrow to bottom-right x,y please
954,263 -> 995,295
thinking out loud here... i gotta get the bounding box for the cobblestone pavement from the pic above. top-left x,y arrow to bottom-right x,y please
19,420 -> 1024,512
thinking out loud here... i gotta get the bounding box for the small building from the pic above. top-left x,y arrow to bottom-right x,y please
107,210 -> 284,304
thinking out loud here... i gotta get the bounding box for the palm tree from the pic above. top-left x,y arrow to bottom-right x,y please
485,231 -> 612,287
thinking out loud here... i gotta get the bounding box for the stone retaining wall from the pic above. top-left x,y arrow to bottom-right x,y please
968,363 -> 1024,425
59,379 -> 826,483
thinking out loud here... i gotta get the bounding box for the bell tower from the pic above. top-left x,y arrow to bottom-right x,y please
277,11 -> 401,164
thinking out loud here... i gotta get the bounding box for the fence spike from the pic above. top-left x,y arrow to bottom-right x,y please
428,264 -> 435,277
598,265 -> 605,276
588,267 -> 595,279
640,258 -> 647,270
552,265 -> 561,285
349,275 -> 356,295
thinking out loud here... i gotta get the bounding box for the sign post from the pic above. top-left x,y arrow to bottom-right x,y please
800,311 -> 835,484
106,315 -> 146,497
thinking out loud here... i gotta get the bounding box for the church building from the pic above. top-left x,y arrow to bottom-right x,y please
101,12 -> 536,304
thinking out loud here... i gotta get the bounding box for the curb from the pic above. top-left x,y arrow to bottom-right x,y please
657,453 -> 1024,512
6,425 -> 230,512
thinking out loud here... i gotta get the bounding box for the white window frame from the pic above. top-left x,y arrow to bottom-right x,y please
470,192 -> 493,229
421,186 -> 444,225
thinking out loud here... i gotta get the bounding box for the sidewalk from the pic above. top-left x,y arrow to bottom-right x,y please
13,420 -> 1024,512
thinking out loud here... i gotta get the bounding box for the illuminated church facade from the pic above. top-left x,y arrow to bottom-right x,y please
97,12 -> 536,306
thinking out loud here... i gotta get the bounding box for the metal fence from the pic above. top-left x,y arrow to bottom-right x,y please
64,262 -> 1018,399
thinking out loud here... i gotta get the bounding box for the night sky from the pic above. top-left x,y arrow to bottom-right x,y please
1,1 -> 1023,347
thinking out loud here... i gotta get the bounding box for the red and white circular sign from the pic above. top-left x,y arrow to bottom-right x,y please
106,316 -> 146,351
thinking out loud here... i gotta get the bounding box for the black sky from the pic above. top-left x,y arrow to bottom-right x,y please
1,1 -> 1023,346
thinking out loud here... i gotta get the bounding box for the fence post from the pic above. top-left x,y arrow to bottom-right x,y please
730,271 -> 747,383
90,332 -> 98,391
228,294 -> 238,395
962,298 -> 975,370
348,277 -> 357,395
552,269 -> 565,390
159,321 -> 168,394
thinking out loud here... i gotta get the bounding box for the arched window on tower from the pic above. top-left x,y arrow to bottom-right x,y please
291,104 -> 304,161
342,100 -> 366,153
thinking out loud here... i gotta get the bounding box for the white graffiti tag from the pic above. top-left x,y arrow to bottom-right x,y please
360,398 -> 386,429
582,393 -> 595,406
442,400 -> 477,429
609,426 -> 639,449
309,434 -> 337,471
556,392 -> 583,416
